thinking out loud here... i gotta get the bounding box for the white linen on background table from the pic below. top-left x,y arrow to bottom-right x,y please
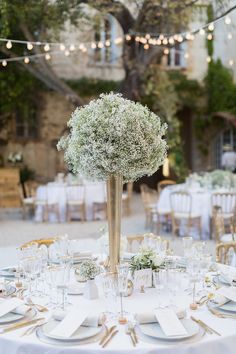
35,182 -> 106,222
157,185 -> 215,239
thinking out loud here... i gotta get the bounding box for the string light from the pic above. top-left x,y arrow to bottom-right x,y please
199,28 -> 205,35
208,23 -> 214,31
65,50 -> 70,56
105,40 -> 111,47
144,43 -> 149,50
27,42 -> 33,50
162,38 -> 168,45
45,53 -> 51,60
156,39 -> 162,45
229,59 -> 234,66
168,37 -> 174,45
6,40 -> 12,49
164,48 -> 169,55
2,60 -> 7,67
60,44 -> 65,51
91,42 -> 97,49
125,34 -> 131,41
228,33 -> 233,40
44,43 -> 50,51
207,33 -> 213,40
159,34 -> 164,40
177,35 -> 183,42
114,37 -> 123,44
24,57 -> 30,64
186,33 -> 192,40
225,16 -> 231,25
97,42 -> 104,49
69,44 -> 75,51
145,34 -> 151,40
206,56 -> 212,63
184,52 -> 189,59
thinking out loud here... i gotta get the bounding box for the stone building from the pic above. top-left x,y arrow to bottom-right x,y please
0,3 -> 235,181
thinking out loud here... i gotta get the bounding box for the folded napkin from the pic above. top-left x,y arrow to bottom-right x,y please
0,298 -> 30,316
217,286 -> 236,303
52,309 -> 101,327
136,307 -> 185,324
154,309 -> 187,337
73,251 -> 93,259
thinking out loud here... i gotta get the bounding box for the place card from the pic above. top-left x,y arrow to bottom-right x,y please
217,287 -> 236,302
50,306 -> 89,338
154,309 -> 187,337
0,298 -> 23,318
134,268 -> 152,289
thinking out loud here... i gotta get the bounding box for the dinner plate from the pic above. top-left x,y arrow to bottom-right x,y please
218,301 -> 236,312
139,319 -> 199,341
41,319 -> 102,341
0,307 -> 36,325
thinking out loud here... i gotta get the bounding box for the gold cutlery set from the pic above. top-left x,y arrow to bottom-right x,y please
125,323 -> 138,346
0,317 -> 45,334
191,316 -> 221,336
99,325 -> 119,348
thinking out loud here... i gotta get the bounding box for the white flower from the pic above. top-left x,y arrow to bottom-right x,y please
57,93 -> 167,183
78,260 -> 100,280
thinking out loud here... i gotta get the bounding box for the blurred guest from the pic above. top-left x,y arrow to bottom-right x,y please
221,144 -> 236,172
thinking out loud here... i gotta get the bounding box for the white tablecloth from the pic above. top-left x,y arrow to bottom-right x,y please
35,182 -> 106,222
0,247 -> 236,354
158,185 -> 217,239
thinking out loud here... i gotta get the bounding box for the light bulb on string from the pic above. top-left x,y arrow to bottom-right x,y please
144,43 -> 149,50
190,34 -> 195,41
184,52 -> 189,59
177,35 -> 183,42
65,50 -> 70,56
225,16 -> 231,25
163,38 -> 168,45
156,39 -> 162,45
6,40 -> 12,49
159,34 -> 164,40
44,43 -> 50,52
91,42 -> 97,49
206,56 -> 211,63
174,34 -> 179,41
105,40 -> 111,47
140,37 -> 147,44
163,48 -> 169,55
207,33 -> 213,40
125,34 -> 132,41
208,23 -> 214,31
24,57 -> 30,64
145,34 -> 151,40
114,37 -> 123,44
69,44 -> 75,51
27,42 -> 33,50
60,43 -> 65,51
97,42 -> 104,48
45,53 -> 51,60
2,60 -> 7,67
199,28 -> 205,35
168,37 -> 174,45
81,47 -> 87,53
228,33 -> 233,40
229,59 -> 234,66
186,33 -> 192,40
135,36 -> 140,42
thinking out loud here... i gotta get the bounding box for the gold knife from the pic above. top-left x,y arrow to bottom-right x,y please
99,325 -> 116,346
191,316 -> 212,334
102,329 -> 119,348
0,317 -> 44,334
131,327 -> 138,343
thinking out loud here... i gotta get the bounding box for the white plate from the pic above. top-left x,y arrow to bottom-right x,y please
219,301 -> 236,312
0,268 -> 17,278
139,319 -> 199,341
0,307 -> 36,325
218,275 -> 231,285
41,319 -> 102,341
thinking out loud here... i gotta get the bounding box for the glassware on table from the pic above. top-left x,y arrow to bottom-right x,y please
153,269 -> 168,308
99,272 -> 118,318
186,257 -> 201,309
182,236 -> 193,258
50,263 -> 71,311
116,264 -> 129,324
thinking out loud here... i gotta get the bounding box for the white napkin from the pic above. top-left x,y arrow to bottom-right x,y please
217,286 -> 236,302
52,309 -> 100,327
0,298 -> 24,318
136,308 -> 185,324
154,309 -> 187,337
50,306 -> 89,338
0,299 -> 30,316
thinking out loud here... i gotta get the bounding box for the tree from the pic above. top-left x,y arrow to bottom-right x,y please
0,0 -> 234,107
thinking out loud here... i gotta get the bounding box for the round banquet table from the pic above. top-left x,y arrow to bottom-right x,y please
35,181 -> 106,222
157,184 -> 231,240
0,249 -> 236,354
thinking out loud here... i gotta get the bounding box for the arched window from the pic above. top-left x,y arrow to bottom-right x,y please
93,15 -> 117,64
214,128 -> 236,168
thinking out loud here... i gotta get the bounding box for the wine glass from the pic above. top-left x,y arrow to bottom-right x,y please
153,269 -> 168,308
182,236 -> 193,258
116,264 -> 129,324
99,272 -> 118,318
50,263 -> 71,311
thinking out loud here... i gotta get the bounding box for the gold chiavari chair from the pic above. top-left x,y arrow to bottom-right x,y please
35,185 -> 60,222
211,192 -> 236,232
212,205 -> 235,242
140,184 -> 158,229
21,237 -> 58,249
216,242 -> 236,265
157,179 -> 176,195
66,185 -> 86,221
92,183 -> 107,220
170,190 -> 202,238
122,182 -> 133,216
126,233 -> 170,253
18,185 -> 35,219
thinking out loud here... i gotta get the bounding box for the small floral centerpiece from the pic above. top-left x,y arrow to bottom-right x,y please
130,246 -> 164,275
78,260 -> 100,280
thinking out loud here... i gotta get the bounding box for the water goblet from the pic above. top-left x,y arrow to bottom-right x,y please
50,263 -> 71,311
116,264 -> 129,324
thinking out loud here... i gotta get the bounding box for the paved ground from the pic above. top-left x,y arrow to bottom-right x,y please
0,194 -> 215,259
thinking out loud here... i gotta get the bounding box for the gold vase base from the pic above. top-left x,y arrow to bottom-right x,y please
15,281 -> 22,288
190,303 -> 198,310
118,316 -> 128,325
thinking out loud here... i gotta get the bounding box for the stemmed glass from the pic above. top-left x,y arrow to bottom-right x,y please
116,264 -> 129,324
99,272 -> 118,319
186,257 -> 201,309
153,270 -> 168,308
50,262 -> 71,311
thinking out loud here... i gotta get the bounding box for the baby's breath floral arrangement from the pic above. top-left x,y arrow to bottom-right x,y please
57,93 -> 167,182
130,246 -> 164,274
78,260 -> 100,280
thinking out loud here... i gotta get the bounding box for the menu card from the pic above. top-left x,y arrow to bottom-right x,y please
154,309 -> 187,337
50,306 -> 89,338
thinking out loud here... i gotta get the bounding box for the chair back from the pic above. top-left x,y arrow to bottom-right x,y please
140,184 -> 158,208
157,179 -> 176,194
66,185 -> 85,201
170,191 -> 192,215
212,206 -> 225,242
216,242 -> 236,265
21,237 -> 57,249
211,192 -> 236,216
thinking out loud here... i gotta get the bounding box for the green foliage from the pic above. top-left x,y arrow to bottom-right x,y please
206,4 -> 214,56
205,59 -> 236,115
67,78 -> 121,97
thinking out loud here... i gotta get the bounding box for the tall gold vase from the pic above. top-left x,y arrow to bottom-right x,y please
107,174 -> 123,273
